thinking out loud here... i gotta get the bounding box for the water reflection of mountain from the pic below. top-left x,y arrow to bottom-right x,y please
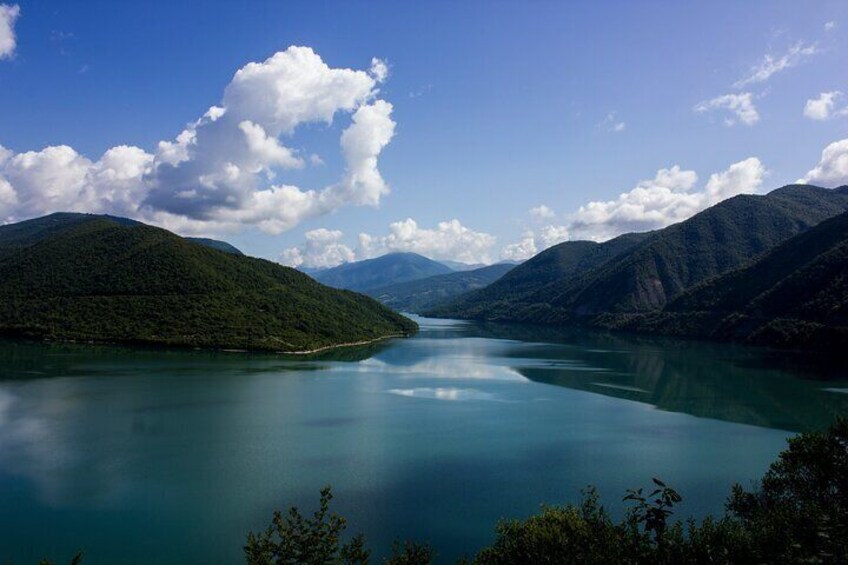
0,339 -> 330,380
460,322 -> 848,432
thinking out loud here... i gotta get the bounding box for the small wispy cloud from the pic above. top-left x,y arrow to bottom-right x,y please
0,3 -> 21,60
408,84 -> 433,99
825,21 -> 837,32
599,111 -> 626,133
733,41 -> 819,88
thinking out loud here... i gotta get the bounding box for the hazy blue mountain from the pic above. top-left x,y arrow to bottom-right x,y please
366,262 -> 516,313
0,214 -> 416,351
438,260 -> 487,271
311,252 -> 454,292
430,184 -> 848,328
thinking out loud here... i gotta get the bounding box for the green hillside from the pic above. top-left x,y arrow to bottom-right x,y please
607,210 -> 848,348
430,185 -> 848,325
0,212 -> 242,255
426,232 -> 651,318
184,237 -> 243,255
0,215 -> 416,351
365,262 -> 515,313
311,252 -> 453,292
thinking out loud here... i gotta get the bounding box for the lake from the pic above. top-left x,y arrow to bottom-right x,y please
1,316 -> 846,564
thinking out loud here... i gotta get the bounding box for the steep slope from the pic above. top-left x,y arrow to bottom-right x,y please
0,216 -> 416,351
431,185 -> 848,323
610,210 -> 848,348
311,252 -> 453,292
551,185 -> 848,316
427,232 -> 650,319
365,262 -> 515,313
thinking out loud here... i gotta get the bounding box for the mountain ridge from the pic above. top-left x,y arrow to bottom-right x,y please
600,209 -> 848,348
0,214 -> 416,352
311,252 -> 453,292
427,184 -> 848,349
365,262 -> 515,313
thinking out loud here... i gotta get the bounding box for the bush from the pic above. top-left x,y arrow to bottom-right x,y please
727,416 -> 848,563
244,419 -> 848,564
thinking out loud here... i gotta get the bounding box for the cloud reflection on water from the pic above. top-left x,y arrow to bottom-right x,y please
386,387 -> 498,401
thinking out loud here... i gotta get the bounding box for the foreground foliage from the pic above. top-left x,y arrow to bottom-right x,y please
246,418 -> 848,564
244,486 -> 433,565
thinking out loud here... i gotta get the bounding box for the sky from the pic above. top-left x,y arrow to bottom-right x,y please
1,1 -> 847,267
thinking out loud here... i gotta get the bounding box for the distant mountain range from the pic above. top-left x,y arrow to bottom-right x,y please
0,213 -> 416,351
364,262 -> 515,313
310,252 -> 454,291
306,252 -> 518,313
437,259 -> 489,271
427,184 -> 848,349
7,181 -> 846,353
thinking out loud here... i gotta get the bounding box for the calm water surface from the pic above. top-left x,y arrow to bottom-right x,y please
1,317 -> 846,563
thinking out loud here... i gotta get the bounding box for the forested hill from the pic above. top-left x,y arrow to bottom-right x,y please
0,214 -> 416,351
426,232 -> 650,319
606,210 -> 848,348
429,184 -> 848,326
0,212 -> 243,255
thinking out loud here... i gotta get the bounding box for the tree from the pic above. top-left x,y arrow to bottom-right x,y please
727,417 -> 848,563
244,486 -> 432,565
244,486 -> 370,565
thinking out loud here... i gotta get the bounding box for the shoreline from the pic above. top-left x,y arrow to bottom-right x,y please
0,331 -> 411,356
281,333 -> 406,355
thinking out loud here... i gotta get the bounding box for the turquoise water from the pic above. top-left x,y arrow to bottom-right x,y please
1,317 -> 846,563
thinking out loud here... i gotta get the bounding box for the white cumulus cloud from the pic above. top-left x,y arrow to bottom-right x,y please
279,228 -> 356,269
804,91 -> 848,121
502,158 -> 766,256
529,205 -> 555,220
0,3 -> 19,60
358,218 -> 496,264
694,93 -> 759,126
799,139 -> 848,186
281,218 -> 497,268
0,46 -> 396,236
569,159 -> 764,241
501,232 -> 538,261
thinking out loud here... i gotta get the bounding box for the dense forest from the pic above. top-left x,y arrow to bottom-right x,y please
428,184 -> 848,349
598,209 -> 848,347
0,213 -> 417,352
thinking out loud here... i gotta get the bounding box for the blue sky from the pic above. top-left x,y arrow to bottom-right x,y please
1,1 -> 847,266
